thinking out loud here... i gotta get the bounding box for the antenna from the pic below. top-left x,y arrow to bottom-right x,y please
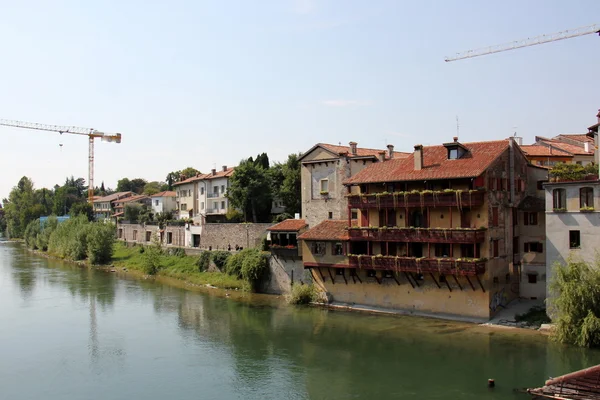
456,116 -> 460,137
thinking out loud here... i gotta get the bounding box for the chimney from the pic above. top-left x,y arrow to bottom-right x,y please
513,136 -> 523,146
211,168 -> 216,176
453,136 -> 458,143
378,151 -> 386,162
387,144 -> 394,159
414,144 -> 424,170
222,165 -> 227,172
585,142 -> 591,153
349,141 -> 357,155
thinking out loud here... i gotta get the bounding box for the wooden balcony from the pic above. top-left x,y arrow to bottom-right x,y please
347,255 -> 486,276
347,190 -> 485,209
348,227 -> 486,243
269,246 -> 300,258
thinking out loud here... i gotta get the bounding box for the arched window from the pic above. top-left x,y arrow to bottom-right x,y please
553,189 -> 566,210
580,187 -> 594,209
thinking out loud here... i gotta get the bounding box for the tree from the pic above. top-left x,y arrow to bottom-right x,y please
272,153 -> 301,216
549,258 -> 600,347
70,202 -> 94,221
254,153 -> 270,169
143,181 -> 165,196
227,158 -> 272,222
124,203 -> 143,223
165,167 -> 201,190
4,177 -> 41,238
116,177 -> 147,194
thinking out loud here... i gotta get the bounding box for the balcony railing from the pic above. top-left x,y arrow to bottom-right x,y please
207,192 -> 222,198
347,255 -> 486,276
348,227 -> 486,243
347,190 -> 485,209
270,246 -> 300,257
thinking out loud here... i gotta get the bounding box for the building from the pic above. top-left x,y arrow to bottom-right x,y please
197,166 -> 235,223
299,142 -> 408,228
265,218 -> 308,294
298,137 -> 531,321
151,191 -> 177,215
174,175 -> 202,220
520,144 -> 573,167
112,194 -> 151,218
533,135 -> 595,166
92,191 -> 133,220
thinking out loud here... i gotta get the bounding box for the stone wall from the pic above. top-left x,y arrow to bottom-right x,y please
117,223 -> 186,247
263,255 -> 311,295
199,223 -> 273,250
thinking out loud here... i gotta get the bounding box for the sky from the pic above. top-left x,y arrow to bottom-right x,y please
1,0 -> 599,200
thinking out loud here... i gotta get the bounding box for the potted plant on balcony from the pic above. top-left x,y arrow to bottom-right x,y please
580,206 -> 595,212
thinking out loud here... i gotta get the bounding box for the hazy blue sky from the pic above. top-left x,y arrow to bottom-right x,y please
1,0 -> 599,199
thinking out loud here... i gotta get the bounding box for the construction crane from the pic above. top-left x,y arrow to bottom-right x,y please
445,23 -> 600,62
0,119 -> 122,202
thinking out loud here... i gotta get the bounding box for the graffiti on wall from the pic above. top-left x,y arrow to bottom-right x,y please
489,287 -> 509,312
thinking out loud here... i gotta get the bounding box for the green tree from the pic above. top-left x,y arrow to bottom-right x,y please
4,177 -> 41,238
275,153 -> 301,215
550,258 -> 600,347
69,202 -> 94,221
124,203 -> 143,223
165,167 -> 201,190
143,181 -> 165,196
227,158 -> 272,222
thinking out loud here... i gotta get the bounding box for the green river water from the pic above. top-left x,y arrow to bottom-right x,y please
1,240 -> 598,400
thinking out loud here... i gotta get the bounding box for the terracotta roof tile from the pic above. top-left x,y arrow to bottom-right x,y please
298,220 -> 355,241
556,134 -> 594,144
537,137 -> 594,155
93,191 -> 133,203
267,219 -> 307,232
303,143 -> 409,160
151,191 -> 176,197
173,168 -> 236,186
520,145 -> 571,157
114,194 -> 149,205
344,140 -> 509,185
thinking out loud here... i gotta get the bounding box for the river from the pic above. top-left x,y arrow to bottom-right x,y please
0,241 -> 598,400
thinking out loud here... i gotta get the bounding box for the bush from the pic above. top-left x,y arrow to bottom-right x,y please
225,249 -> 249,278
240,249 -> 270,291
168,247 -> 186,257
198,251 -> 211,272
36,216 -> 58,251
211,251 -> 231,270
142,244 -> 162,275
86,223 -> 116,264
287,284 -> 316,305
48,215 -> 91,260
549,258 -> 600,347
24,219 -> 42,249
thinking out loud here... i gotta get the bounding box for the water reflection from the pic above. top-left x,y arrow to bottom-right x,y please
3,241 -> 600,400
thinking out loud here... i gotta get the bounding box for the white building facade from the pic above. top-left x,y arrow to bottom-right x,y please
197,166 -> 235,222
151,191 -> 177,215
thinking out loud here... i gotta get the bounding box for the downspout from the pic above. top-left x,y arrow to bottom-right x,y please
508,137 -> 516,284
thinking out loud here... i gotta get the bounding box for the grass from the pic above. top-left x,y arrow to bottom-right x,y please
515,306 -> 551,326
111,243 -> 248,291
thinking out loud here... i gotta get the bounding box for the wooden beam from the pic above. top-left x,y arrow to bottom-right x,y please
318,267 -> 326,282
351,274 -> 356,284
392,272 -> 401,286
429,272 -> 441,288
452,275 -> 463,291
341,269 -> 348,285
327,268 -> 335,285
476,274 -> 486,292
442,274 -> 452,292
354,271 -> 362,284
404,272 -> 415,288
411,273 -> 421,287
465,275 -> 476,291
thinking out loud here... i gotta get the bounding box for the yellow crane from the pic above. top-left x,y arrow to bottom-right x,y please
445,23 -> 600,62
0,119 -> 122,202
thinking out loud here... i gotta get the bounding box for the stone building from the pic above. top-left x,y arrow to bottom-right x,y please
298,137 -> 532,321
299,142 -> 408,228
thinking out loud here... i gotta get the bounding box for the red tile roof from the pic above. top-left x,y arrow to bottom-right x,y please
268,219 -> 307,232
151,191 -> 176,198
113,194 -> 149,205
173,168 -> 236,186
556,134 -> 594,144
536,138 -> 593,155
344,140 -> 509,184
520,145 -> 571,157
298,220 -> 354,241
93,191 -> 133,203
319,143 -> 409,159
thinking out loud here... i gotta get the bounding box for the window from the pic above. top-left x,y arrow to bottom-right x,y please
221,185 -> 225,193
527,273 -> 537,284
434,244 -> 450,258
333,242 -> 344,255
492,239 -> 499,258
449,148 -> 458,159
328,212 -> 333,219
146,231 -> 152,242
311,242 -> 326,255
133,230 -> 137,240
512,210 -> 518,226
201,202 -> 204,210
320,179 -> 329,194
181,203 -> 187,211
569,230 -> 581,249
167,232 -> 173,244
199,187 -> 204,195
553,189 -> 566,210
576,161 -> 583,165
367,270 -> 377,278
351,210 -> 358,220
213,186 -> 219,194
214,202 -> 219,210
221,201 -> 226,210
155,200 -> 159,206
580,187 -> 594,209
492,207 -> 499,226
524,212 -> 538,225
524,242 -> 543,253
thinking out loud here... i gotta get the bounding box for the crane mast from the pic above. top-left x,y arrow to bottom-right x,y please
445,23 -> 600,62
0,119 -> 122,203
